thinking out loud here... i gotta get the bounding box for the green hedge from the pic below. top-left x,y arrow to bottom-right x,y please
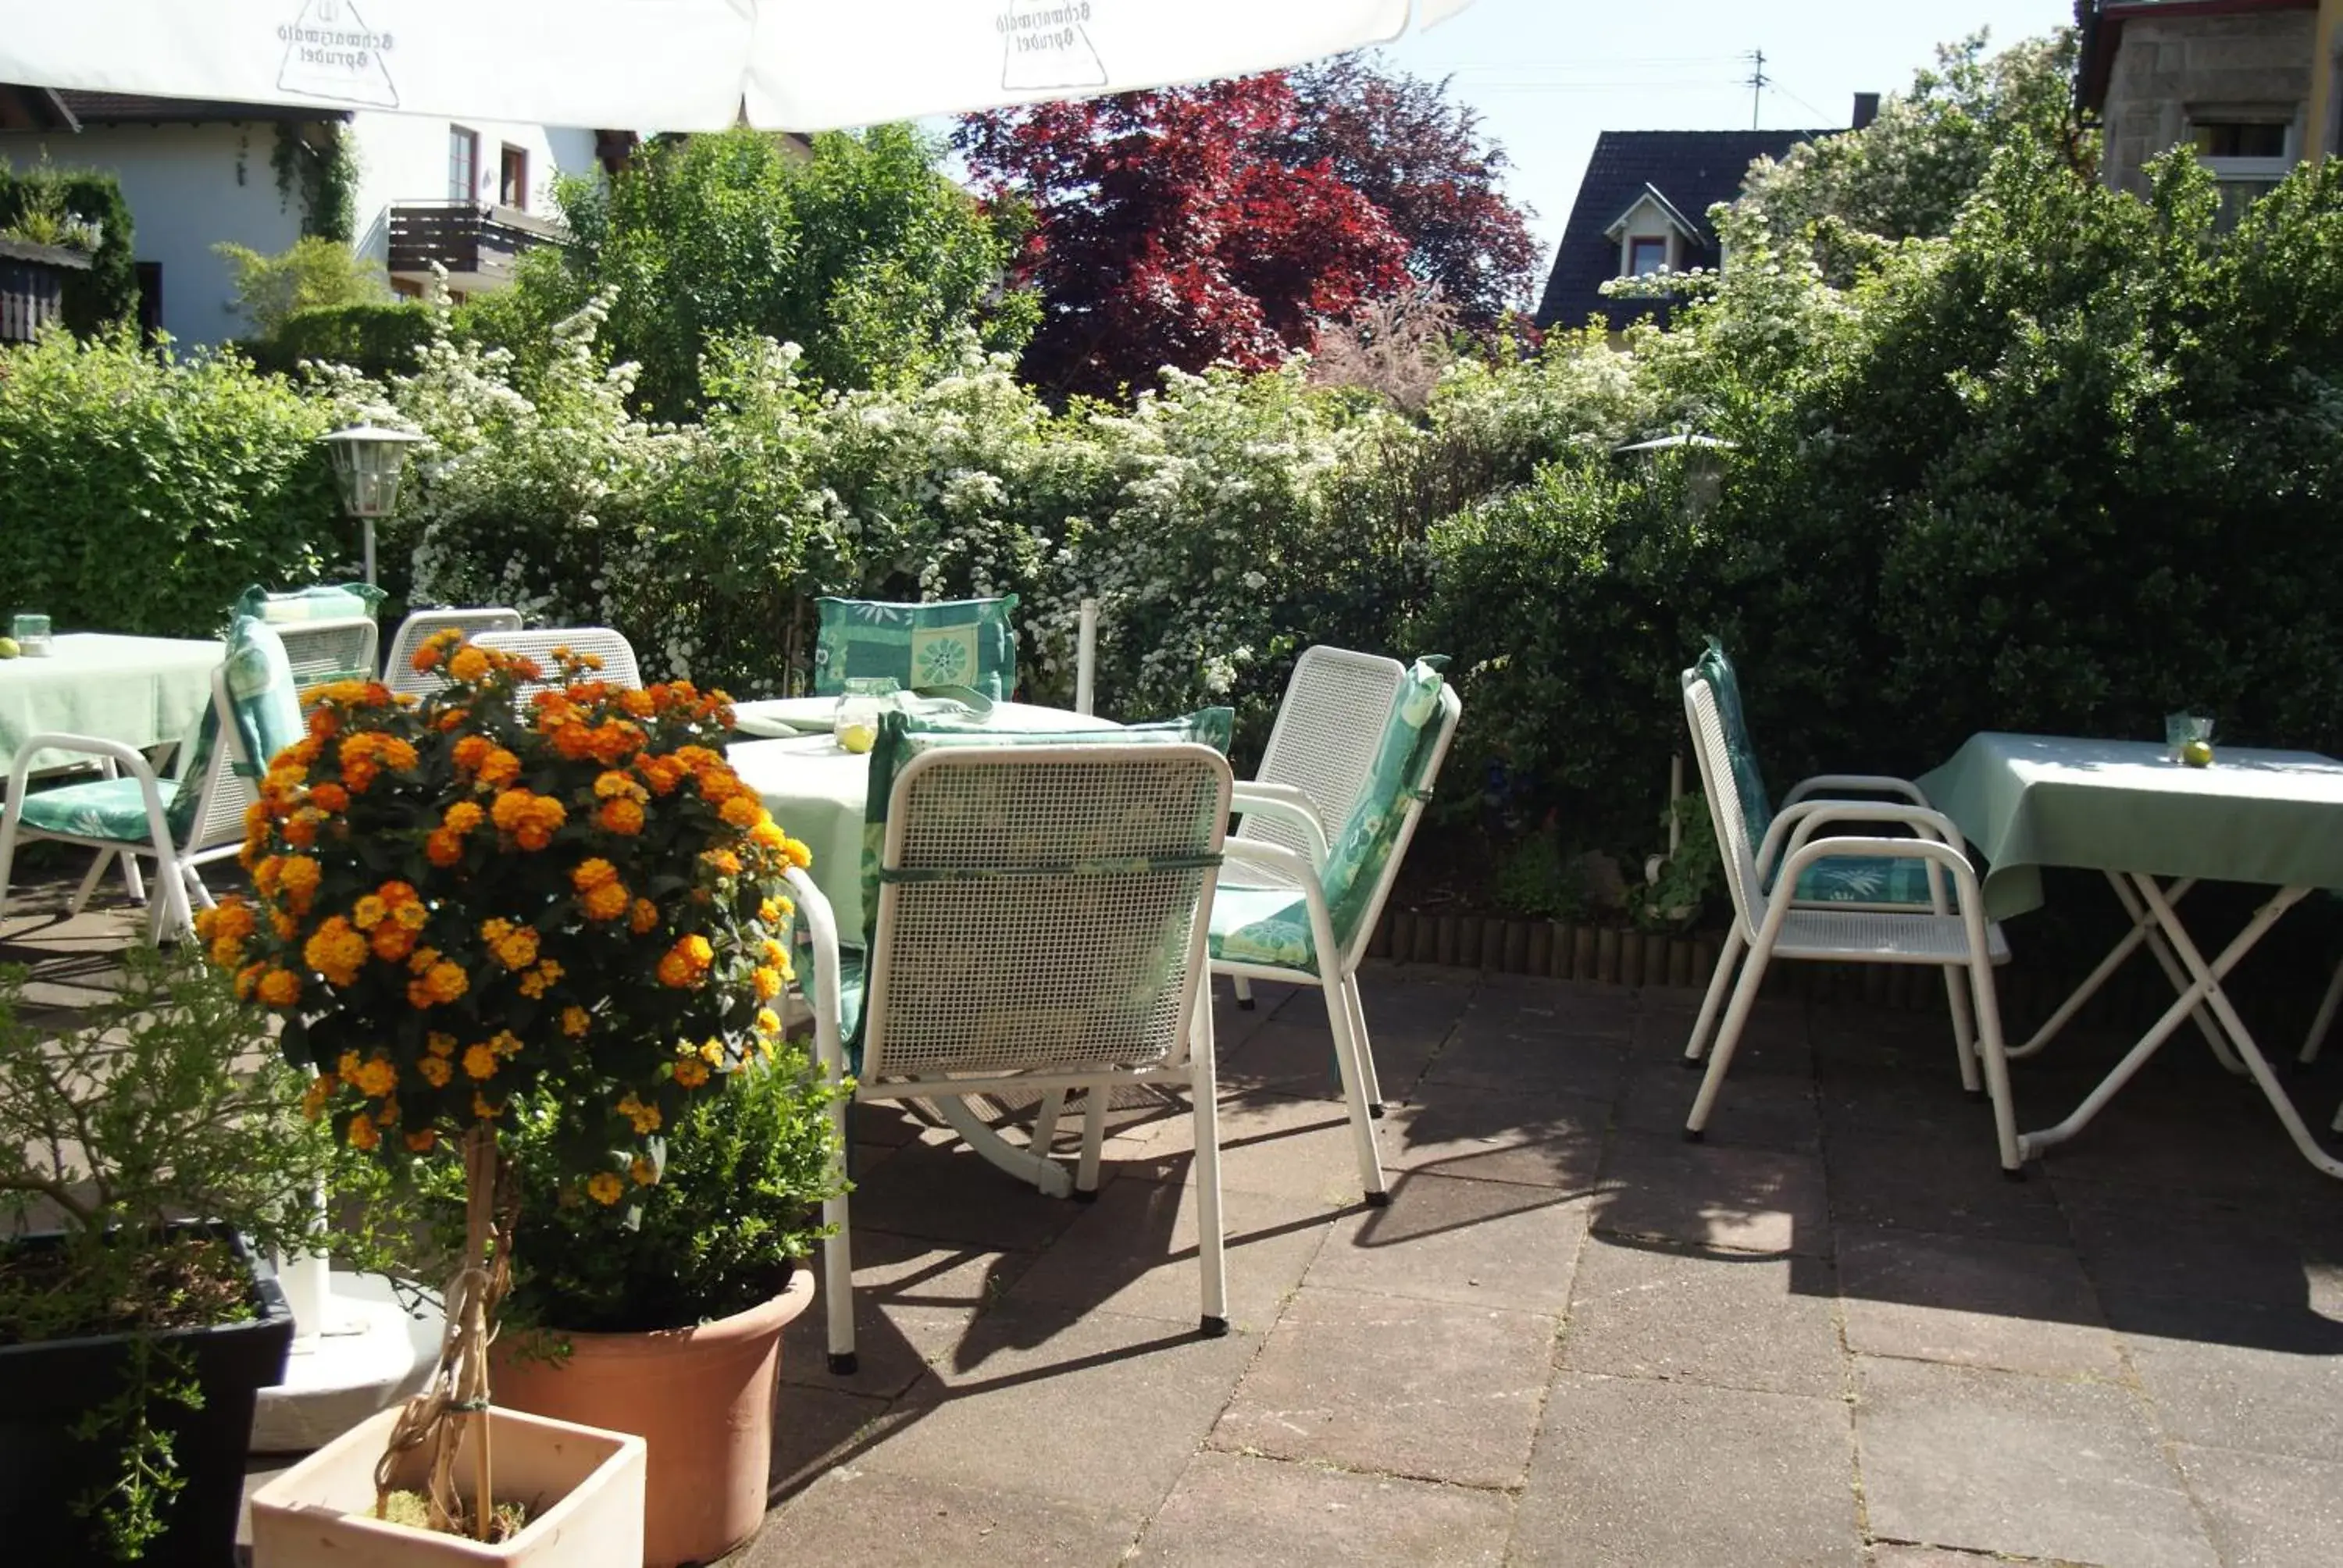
248,300 -> 436,379
0,332 -> 350,638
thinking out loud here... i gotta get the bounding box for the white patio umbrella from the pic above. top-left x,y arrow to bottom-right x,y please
0,0 -> 1477,131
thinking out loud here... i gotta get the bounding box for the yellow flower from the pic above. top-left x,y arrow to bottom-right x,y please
629,1155 -> 658,1187
561,1006 -> 591,1038
443,800 -> 485,835
629,897 -> 661,935
426,1032 -> 458,1057
672,1057 -> 710,1089
405,1128 -> 438,1153
473,1092 -> 504,1120
351,1055 -> 398,1097
656,934 -> 713,988
572,857 -> 619,891
581,880 -> 629,921
417,1055 -> 454,1088
256,968 -> 301,1007
719,793 -> 764,829
616,1092 -> 662,1135
489,1029 -> 523,1057
597,796 -> 645,836
352,894 -> 388,930
346,1116 -> 380,1151
587,1171 -> 625,1206
301,1073 -> 336,1121
697,1039 -> 724,1065
447,645 -> 490,683
462,1044 -> 498,1080
752,965 -> 783,1000
754,1007 -> 781,1036
494,927 -> 540,971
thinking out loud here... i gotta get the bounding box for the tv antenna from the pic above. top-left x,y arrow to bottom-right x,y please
1744,48 -> 1770,128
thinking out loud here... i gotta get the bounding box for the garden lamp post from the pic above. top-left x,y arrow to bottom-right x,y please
322,426 -> 424,588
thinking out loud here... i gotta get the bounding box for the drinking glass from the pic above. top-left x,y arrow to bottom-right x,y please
2164,712 -> 2214,764
10,614 -> 52,657
834,678 -> 897,754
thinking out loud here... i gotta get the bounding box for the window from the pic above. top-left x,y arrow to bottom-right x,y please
1626,236 -> 1668,277
134,262 -> 161,344
499,144 -> 528,210
2188,112 -> 2295,230
448,125 -> 479,201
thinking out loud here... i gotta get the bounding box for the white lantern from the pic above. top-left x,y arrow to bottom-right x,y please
321,426 -> 424,585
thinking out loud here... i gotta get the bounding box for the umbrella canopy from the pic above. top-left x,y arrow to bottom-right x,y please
0,0 -> 1478,131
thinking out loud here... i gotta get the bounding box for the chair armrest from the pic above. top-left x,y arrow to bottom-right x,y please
5,733 -> 173,850
1774,834 -> 1988,931
1778,800 -> 1968,862
1229,783 -> 1332,867
1781,774 -> 1931,809
783,867 -> 852,1085
1221,839 -> 1332,903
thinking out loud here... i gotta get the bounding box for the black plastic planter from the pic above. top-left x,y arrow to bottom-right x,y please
0,1226 -> 294,1566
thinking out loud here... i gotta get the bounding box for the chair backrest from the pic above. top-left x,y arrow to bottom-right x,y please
813,596 -> 1019,700
861,743 -> 1232,1084
1682,668 -> 1769,943
235,581 -> 383,626
273,616 -> 381,693
166,617 -> 305,851
385,608 -> 523,695
472,628 -> 644,700
1694,638 -> 1774,856
1238,646 -> 1408,867
1318,660 -> 1462,969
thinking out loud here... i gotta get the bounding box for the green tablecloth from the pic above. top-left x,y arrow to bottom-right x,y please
0,633 -> 221,779
1917,732 -> 2343,920
729,701 -> 1116,942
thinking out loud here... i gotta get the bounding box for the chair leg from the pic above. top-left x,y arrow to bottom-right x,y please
2301,957 -> 2343,1067
1074,1086 -> 1107,1199
1232,975 -> 1255,1010
1685,933 -> 1778,1135
1339,975 -> 1384,1117
1941,963 -> 1984,1097
1319,972 -> 1389,1205
70,850 -> 114,914
1966,957 -> 2024,1175
1189,1000 -> 1229,1336
822,1091 -> 858,1374
1682,925 -> 1746,1067
1031,1088 -> 1068,1166
120,849 -> 147,906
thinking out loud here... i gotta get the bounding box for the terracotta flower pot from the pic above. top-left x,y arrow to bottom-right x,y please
248,1402 -> 647,1566
490,1268 -> 815,1568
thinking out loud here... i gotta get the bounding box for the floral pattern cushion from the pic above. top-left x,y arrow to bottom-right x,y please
1215,657 -> 1450,973
222,616 -> 305,781
236,581 -> 385,625
814,596 -> 1019,700
16,775 -> 181,844
1788,853 -> 1958,909
1695,637 -> 1773,857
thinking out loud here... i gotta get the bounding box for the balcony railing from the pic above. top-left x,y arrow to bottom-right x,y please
386,201 -> 568,290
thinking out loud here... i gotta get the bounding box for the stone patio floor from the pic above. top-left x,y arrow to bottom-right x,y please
9,873 -> 2343,1568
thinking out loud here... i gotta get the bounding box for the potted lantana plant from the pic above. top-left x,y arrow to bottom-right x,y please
482,1039 -> 842,1568
210,634 -> 815,1563
0,946 -> 405,1566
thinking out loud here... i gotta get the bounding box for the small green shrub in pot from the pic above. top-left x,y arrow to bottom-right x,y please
0,948 -> 405,1565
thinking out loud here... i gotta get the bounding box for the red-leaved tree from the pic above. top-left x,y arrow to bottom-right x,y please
958,76 -> 1411,403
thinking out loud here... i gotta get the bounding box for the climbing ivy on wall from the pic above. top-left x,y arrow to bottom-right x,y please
273,120 -> 358,243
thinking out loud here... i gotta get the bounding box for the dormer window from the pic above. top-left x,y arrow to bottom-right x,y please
1627,237 -> 1668,276
2188,107 -> 2299,230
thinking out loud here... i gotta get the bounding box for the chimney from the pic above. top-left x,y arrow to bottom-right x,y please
1852,92 -> 1881,130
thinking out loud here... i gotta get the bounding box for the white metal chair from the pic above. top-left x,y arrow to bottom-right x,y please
273,615 -> 381,693
384,608 -> 523,696
1677,665 -> 2024,1172
0,622 -> 303,943
1225,647 -> 1410,1014
791,740 -> 1235,1372
472,627 -> 644,700
1208,658 -> 1462,1203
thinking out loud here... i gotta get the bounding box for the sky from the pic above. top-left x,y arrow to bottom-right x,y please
1375,0 -> 2078,287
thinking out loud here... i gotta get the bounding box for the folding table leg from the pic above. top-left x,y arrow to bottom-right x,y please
2108,875 -> 2245,1075
2012,875 -> 2224,1064
2300,957 -> 2343,1067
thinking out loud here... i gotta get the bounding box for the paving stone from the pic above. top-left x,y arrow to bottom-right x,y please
740,1469 -> 1138,1568
1212,1285 -> 1551,1489
781,1230 -> 1035,1399
1307,1172 -> 1588,1314
1615,1060 -> 1820,1153
1835,1225 -> 2118,1377
1130,1451 -> 1511,1567
857,1304 -> 1257,1513
1514,1373 -> 1860,1568
1218,1008 -> 1450,1107
2115,1297 -> 2343,1464
1823,1130 -> 2071,1247
767,1382 -> 893,1500
1000,1179 -> 1331,1333
1561,1235 -> 1842,1397
2057,1177 -> 2342,1310
1378,1088 -> 1610,1193
1853,1356 -> 2216,1568
1422,1026 -> 1632,1102
842,1134 -> 1097,1251
1467,975 -> 1639,1041
1107,1091 -> 1381,1206
1595,1131 -> 1831,1257
2176,1444 -> 2343,1568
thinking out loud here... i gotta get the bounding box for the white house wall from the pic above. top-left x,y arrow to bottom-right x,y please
346,113 -> 599,272
0,121 -> 304,347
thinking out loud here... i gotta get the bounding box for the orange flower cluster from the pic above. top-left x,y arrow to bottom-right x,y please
205,631 -> 812,1193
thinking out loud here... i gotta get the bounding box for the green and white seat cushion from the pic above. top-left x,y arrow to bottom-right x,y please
1696,637 -> 1953,910
814,596 -> 1020,700
1211,657 -> 1447,974
13,775 -> 184,841
236,581 -> 385,625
